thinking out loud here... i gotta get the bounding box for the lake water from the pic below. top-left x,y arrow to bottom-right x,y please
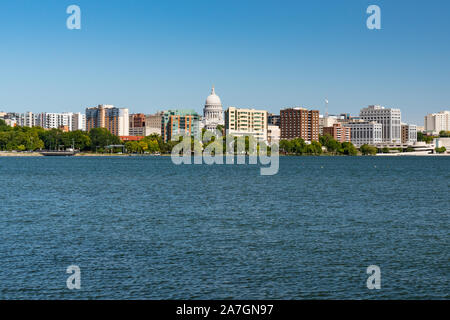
0,156 -> 448,299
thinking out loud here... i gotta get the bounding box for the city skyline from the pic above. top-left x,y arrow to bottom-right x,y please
1,1 -> 450,124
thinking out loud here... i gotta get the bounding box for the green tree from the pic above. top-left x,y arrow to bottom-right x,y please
138,141 -> 149,153
417,131 -> 425,142
341,142 -> 357,156
425,136 -> 434,144
360,144 -> 377,155
89,128 -> 120,151
435,146 -> 446,154
39,128 -> 64,150
0,119 -> 10,131
279,140 -> 293,154
65,130 -> 91,151
306,141 -> 323,155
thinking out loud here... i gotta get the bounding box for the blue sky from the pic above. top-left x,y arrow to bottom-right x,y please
0,0 -> 449,125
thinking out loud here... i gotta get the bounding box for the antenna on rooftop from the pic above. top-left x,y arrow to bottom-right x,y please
325,98 -> 329,117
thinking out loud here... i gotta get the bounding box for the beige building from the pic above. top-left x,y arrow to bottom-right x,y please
225,107 -> 268,142
145,112 -> 163,136
425,111 -> 449,134
128,112 -> 163,136
319,115 -> 338,135
86,104 -> 129,136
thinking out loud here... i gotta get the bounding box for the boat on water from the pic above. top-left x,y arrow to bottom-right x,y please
39,148 -> 78,156
39,151 -> 77,156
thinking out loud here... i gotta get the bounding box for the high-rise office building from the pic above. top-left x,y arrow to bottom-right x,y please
280,107 -> 319,141
344,121 -> 382,147
359,105 -> 401,143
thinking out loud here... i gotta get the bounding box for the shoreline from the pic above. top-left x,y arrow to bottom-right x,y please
1,152 -> 449,157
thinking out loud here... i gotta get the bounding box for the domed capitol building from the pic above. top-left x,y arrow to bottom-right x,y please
202,86 -> 224,131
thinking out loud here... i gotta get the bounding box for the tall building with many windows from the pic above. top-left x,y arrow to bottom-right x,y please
16,112 -> 34,127
161,110 -> 200,142
145,112 -> 163,136
401,123 -> 417,144
129,113 -> 146,136
85,105 -> 129,136
424,110 -> 449,134
34,112 -> 85,131
280,107 -> 319,141
224,107 -> 268,142
128,112 -> 163,136
359,105 -> 401,143
72,112 -> 86,131
344,121 -> 382,147
323,123 -> 351,143
35,112 -> 73,131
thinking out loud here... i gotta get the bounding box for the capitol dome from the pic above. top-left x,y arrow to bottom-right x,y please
205,86 -> 222,106
202,85 -> 224,131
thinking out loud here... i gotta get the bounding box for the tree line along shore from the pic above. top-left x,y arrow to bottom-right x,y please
0,119 -> 447,156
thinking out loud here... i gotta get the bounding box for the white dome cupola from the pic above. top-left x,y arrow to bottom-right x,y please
205,86 -> 222,106
203,85 -> 224,131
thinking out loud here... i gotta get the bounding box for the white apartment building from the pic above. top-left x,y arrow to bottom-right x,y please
72,112 -> 86,131
117,108 -> 130,136
424,111 -> 449,134
344,121 -> 382,147
224,107 -> 268,142
17,112 -> 34,127
360,105 -> 402,143
35,112 -> 73,130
